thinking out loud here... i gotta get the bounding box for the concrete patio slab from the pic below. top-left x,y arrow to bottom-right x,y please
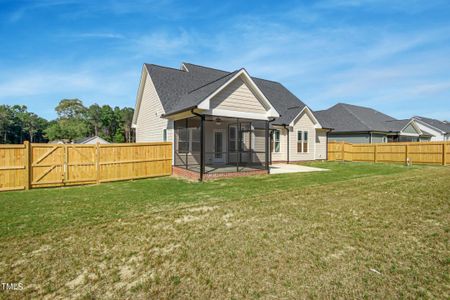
269,163 -> 328,174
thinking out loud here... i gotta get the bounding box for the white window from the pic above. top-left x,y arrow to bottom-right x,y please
297,130 -> 308,153
229,125 -> 238,153
177,128 -> 200,153
273,130 -> 280,152
162,129 -> 167,142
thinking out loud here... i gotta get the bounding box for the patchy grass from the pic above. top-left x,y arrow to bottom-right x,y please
0,162 -> 449,299
0,162 -> 411,239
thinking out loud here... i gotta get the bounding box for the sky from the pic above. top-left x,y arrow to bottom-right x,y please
0,0 -> 449,121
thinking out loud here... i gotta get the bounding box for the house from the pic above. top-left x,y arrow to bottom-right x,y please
74,136 -> 110,144
315,103 -> 430,143
412,116 -> 450,141
132,62 -> 330,180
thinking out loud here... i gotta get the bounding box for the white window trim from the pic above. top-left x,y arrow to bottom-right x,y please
273,129 -> 281,153
178,128 -> 199,154
297,130 -> 309,153
229,124 -> 256,152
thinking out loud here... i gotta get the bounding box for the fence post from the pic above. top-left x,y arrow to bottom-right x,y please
96,142 -> 100,184
443,143 -> 447,166
405,144 -> 409,165
374,144 -> 377,163
24,141 -> 31,190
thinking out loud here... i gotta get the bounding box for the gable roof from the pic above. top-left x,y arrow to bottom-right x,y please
315,103 -> 420,133
74,136 -> 109,144
413,116 -> 450,134
137,62 -> 308,125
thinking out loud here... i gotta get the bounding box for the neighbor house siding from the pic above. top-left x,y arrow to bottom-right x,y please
415,122 -> 444,141
371,133 -> 387,143
402,123 -> 419,134
210,78 -> 267,114
136,72 -> 173,143
315,129 -> 327,160
328,133 -> 371,144
289,111 -> 316,161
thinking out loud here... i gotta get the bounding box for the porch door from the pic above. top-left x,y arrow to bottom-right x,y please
213,129 -> 226,164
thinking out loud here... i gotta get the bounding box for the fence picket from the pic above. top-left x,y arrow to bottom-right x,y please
328,141 -> 450,165
0,142 -> 172,192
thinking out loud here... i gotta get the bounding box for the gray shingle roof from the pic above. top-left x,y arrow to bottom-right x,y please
384,119 -> 411,132
145,62 -> 307,124
413,116 -> 450,133
315,103 -> 413,133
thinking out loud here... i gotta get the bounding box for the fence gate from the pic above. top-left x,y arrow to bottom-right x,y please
31,144 -> 98,188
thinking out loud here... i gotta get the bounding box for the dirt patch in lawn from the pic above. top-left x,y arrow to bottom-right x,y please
0,166 -> 449,299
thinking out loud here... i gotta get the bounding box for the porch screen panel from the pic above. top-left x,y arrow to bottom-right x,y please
174,117 -> 201,169
251,120 -> 267,169
228,125 -> 238,164
174,119 -> 188,167
187,117 -> 201,169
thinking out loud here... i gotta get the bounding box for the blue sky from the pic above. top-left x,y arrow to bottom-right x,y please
0,0 -> 449,120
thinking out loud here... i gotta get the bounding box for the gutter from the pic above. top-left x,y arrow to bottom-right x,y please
162,105 -> 198,118
282,124 -> 290,164
190,109 -> 205,181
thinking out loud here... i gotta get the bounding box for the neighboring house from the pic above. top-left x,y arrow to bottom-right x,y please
315,103 -> 429,143
74,136 -> 110,144
132,62 -> 330,179
412,116 -> 450,141
48,140 -> 65,144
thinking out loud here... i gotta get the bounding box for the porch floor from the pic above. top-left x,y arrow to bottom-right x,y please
269,163 -> 328,174
188,164 -> 266,174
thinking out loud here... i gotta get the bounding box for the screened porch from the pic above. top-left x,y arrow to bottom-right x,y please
174,115 -> 270,179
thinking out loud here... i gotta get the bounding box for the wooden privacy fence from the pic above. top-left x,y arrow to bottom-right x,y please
0,142 -> 172,192
328,141 -> 450,165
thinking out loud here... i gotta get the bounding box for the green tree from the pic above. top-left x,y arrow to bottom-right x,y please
87,104 -> 102,136
99,105 -> 115,141
0,105 -> 11,143
120,107 -> 134,143
55,99 -> 87,119
45,99 -> 89,142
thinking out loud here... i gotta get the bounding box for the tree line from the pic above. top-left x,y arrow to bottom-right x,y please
0,99 -> 134,144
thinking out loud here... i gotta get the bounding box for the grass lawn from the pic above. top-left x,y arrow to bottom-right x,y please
0,162 -> 449,298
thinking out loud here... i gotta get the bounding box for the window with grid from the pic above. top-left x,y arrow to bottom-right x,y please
273,130 -> 280,152
297,130 -> 309,153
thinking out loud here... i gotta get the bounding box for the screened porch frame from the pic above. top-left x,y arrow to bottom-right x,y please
174,115 -> 270,180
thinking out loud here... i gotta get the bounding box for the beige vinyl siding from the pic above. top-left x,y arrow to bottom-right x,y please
328,133 -> 371,144
210,78 -> 267,114
136,72 -> 172,143
315,129 -> 327,160
289,111 -> 316,161
271,127 -> 287,162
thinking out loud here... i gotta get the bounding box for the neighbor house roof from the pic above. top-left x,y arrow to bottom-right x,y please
315,103 -> 419,133
413,116 -> 450,134
143,62 -> 308,125
74,136 -> 109,144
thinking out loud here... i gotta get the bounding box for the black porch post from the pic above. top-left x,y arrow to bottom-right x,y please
185,118 -> 188,169
200,115 -> 205,181
265,120 -> 269,172
236,118 -> 240,172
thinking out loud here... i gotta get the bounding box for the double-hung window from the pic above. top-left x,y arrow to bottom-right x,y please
228,125 -> 238,153
297,130 -> 308,153
177,128 -> 200,153
273,130 -> 280,152
178,128 -> 189,153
